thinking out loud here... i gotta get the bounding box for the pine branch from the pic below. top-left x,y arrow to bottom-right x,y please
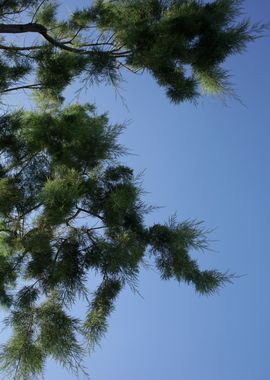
0,23 -> 132,59
0,43 -> 44,51
31,0 -> 47,23
1,84 -> 43,94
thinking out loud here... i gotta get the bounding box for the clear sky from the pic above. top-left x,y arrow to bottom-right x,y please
4,1 -> 270,379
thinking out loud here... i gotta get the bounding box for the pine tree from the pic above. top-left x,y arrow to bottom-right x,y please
0,104 -> 231,378
0,1 -> 264,378
0,0 -> 265,103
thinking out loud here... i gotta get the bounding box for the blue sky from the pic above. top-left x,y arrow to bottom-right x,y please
4,1 -> 270,379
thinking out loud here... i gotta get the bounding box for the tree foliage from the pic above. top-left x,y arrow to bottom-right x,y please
0,0 -> 263,378
0,0 -> 265,103
0,104 -> 231,377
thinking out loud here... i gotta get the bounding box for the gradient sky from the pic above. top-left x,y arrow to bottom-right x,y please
4,1 -> 270,379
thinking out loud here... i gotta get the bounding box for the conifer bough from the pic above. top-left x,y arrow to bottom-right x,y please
0,0 -> 264,378
0,104 -> 231,378
0,0 -> 264,102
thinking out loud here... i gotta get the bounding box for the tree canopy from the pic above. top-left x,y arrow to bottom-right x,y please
0,0 -> 264,378
0,104 -> 230,378
0,0 -> 264,103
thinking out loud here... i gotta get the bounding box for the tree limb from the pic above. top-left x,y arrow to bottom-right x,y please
0,23 -> 102,55
0,23 -> 132,59
1,84 -> 43,94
